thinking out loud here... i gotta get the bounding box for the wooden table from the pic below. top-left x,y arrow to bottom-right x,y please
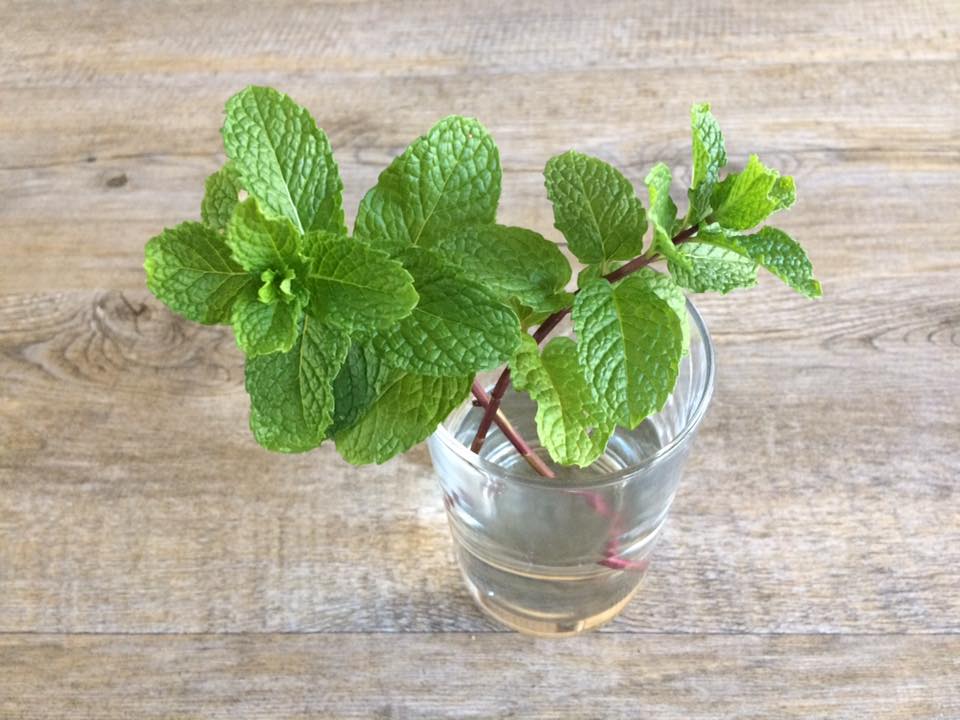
2,1 -> 958,717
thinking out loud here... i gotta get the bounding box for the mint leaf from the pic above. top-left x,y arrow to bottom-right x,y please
256,267 -> 297,305
686,103 -> 727,224
646,162 -> 678,233
577,264 -> 604,290
230,285 -> 302,357
769,175 -> 796,209
226,198 -> 301,273
512,335 -> 613,467
354,116 -> 500,255
201,163 -> 242,233
244,316 -> 349,452
335,372 -> 471,464
544,150 -> 646,264
328,342 -> 393,437
710,154 -> 795,230
698,225 -> 821,298
222,86 -> 345,235
511,292 -> 574,330
525,290 -> 575,315
512,305 -> 546,329
633,268 -> 690,355
653,232 -> 692,270
426,224 -> 571,310
667,241 -> 758,293
144,221 -> 254,324
645,162 -> 689,269
573,277 -> 683,428
370,249 -> 521,376
303,233 -> 418,330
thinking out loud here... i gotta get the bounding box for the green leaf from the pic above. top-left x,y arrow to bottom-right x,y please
577,264 -> 605,289
686,103 -> 727,224
257,267 -> 298,305
328,342 -> 393,437
710,154 -> 795,230
512,335 -> 613,467
572,277 -> 683,428
511,291 -> 574,330
230,286 -> 302,357
771,176 -> 796,209
335,372 -> 471,464
354,116 -> 501,255
645,162 -> 688,268
698,225 -> 821,298
201,163 -> 242,233
667,241 -> 758,294
512,306 -> 550,330
544,150 -> 647,264
526,290 -> 575,315
222,86 -> 345,235
244,316 -> 349,453
653,232 -> 692,270
226,198 -> 301,273
370,249 -> 521,377
645,162 -> 678,234
144,221 -> 254,325
633,268 -> 690,355
426,224 -> 571,310
303,233 -> 418,330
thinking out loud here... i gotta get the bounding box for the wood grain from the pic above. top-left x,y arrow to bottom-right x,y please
1,633 -> 958,719
1,0 -> 958,715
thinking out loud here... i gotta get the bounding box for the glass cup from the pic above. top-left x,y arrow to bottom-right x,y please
427,300 -> 715,636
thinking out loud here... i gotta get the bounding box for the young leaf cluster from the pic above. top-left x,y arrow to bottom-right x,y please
145,89 -> 820,470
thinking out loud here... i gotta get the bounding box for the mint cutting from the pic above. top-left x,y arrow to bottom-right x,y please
145,88 -> 820,472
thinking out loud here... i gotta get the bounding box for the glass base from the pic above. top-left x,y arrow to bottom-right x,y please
459,558 -> 647,637
451,525 -> 659,637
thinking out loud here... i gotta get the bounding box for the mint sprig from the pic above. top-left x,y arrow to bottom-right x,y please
471,104 -> 820,466
145,86 -> 820,471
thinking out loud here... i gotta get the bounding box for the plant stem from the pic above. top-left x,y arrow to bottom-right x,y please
469,370 -> 512,453
470,224 -> 699,454
470,380 -> 556,479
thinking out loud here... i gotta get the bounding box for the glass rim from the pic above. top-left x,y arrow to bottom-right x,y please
431,298 -> 717,491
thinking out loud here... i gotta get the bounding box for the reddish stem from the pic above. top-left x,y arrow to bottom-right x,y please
470,380 -> 556,479
470,369 -> 512,453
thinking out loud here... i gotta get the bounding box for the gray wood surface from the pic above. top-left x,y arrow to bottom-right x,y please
3,634 -> 959,719
1,0 -> 958,717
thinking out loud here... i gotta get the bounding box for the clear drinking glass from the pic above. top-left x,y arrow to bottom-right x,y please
427,300 -> 715,636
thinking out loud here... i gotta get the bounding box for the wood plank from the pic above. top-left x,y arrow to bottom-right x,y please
2,279 -> 957,633
1,633 -> 958,719
1,1 -> 958,291
2,0 -> 956,84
